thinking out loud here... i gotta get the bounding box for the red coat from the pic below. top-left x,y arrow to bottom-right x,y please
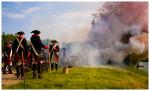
49,44 -> 59,62
3,46 -> 12,65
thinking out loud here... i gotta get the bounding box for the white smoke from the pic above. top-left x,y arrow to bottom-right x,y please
129,33 -> 148,55
65,2 -> 148,67
65,43 -> 100,67
129,25 -> 142,36
129,37 -> 145,55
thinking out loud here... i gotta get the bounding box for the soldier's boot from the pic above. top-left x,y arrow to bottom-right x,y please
32,72 -> 36,79
16,66 -> 20,78
38,75 -> 42,79
32,64 -> 36,79
21,73 -> 24,79
32,69 -> 37,79
21,75 -> 24,79
2,67 -> 6,74
38,63 -> 42,79
16,71 -> 20,78
51,63 -> 54,70
55,63 -> 58,71
8,66 -> 13,74
17,74 -> 20,78
20,65 -> 24,79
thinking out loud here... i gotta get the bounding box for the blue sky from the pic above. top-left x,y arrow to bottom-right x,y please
2,2 -> 104,42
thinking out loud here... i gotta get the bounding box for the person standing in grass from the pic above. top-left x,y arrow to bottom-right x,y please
49,40 -> 60,71
2,41 -> 13,74
12,31 -> 28,78
30,30 -> 48,79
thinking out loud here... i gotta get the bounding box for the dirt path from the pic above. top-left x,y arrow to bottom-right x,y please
2,73 -> 22,88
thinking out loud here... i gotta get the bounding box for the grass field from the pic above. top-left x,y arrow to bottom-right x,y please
3,66 -> 148,89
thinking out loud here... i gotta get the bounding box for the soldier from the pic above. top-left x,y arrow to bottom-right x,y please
30,30 -> 48,79
12,31 -> 28,78
49,40 -> 60,71
2,41 -> 13,74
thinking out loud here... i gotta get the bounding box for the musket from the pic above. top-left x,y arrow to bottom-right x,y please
48,41 -> 51,72
21,51 -> 26,89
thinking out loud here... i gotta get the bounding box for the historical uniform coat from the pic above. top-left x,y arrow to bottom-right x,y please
30,35 -> 46,63
12,37 -> 28,65
49,44 -> 60,63
3,46 -> 12,65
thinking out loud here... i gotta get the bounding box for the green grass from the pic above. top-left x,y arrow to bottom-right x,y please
3,66 -> 148,89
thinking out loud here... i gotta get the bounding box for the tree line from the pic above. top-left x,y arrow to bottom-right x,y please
2,32 -> 17,47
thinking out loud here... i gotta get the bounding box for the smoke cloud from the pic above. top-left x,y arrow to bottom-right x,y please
64,2 -> 148,67
129,33 -> 148,55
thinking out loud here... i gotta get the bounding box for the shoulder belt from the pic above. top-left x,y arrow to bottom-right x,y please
30,41 -> 39,56
16,38 -> 24,53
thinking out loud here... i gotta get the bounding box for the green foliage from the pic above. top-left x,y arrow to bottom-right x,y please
2,32 -> 16,47
4,67 -> 148,89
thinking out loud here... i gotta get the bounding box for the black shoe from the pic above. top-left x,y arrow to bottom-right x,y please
38,75 -> 42,79
17,76 -> 19,78
17,74 -> 20,78
33,74 -> 36,79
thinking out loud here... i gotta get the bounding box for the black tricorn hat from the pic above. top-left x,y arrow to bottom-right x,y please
31,30 -> 41,34
51,40 -> 58,43
16,31 -> 25,35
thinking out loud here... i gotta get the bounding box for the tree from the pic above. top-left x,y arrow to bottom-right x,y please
2,32 -> 17,47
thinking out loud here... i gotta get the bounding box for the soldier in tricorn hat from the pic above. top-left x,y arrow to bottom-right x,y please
30,30 -> 48,79
49,40 -> 60,71
2,41 -> 13,74
12,31 -> 28,78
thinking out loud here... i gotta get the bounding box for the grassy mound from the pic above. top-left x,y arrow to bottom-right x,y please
3,66 -> 148,89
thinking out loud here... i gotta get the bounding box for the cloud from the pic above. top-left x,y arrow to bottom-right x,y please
13,2 -> 24,7
59,11 -> 94,22
3,6 -> 41,20
3,12 -> 26,19
22,7 -> 41,14
3,2 -> 101,42
30,10 -> 93,42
